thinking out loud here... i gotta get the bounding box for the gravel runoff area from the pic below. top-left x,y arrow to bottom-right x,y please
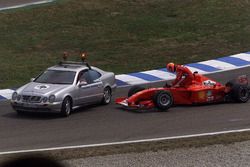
64,140 -> 250,167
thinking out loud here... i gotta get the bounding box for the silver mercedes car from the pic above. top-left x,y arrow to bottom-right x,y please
11,61 -> 117,117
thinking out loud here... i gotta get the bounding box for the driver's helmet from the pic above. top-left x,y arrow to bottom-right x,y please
167,62 -> 176,72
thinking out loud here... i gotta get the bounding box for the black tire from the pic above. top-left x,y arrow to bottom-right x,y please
153,90 -> 173,111
231,84 -> 249,103
61,97 -> 72,117
102,87 -> 112,105
224,81 -> 235,102
128,86 -> 145,97
16,110 -> 24,115
225,81 -> 235,88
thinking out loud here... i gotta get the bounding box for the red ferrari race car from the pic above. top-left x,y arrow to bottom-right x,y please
115,73 -> 250,111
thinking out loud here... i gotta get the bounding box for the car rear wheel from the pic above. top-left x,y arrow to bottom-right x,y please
102,87 -> 112,105
232,84 -> 249,103
128,86 -> 145,97
61,97 -> 72,117
153,90 -> 173,111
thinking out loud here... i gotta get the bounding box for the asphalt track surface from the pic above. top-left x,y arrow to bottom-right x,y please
0,0 -> 45,8
0,67 -> 250,153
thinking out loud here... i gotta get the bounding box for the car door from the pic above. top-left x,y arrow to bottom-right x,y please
87,69 -> 104,101
77,70 -> 103,105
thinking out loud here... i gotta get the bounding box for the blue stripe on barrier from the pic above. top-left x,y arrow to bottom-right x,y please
158,68 -> 167,72
217,57 -> 250,66
158,68 -> 176,74
186,63 -> 220,72
0,95 -> 6,100
116,79 -> 129,86
128,72 -> 162,81
245,52 -> 250,54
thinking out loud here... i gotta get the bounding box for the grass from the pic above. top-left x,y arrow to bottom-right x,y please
1,0 -> 250,88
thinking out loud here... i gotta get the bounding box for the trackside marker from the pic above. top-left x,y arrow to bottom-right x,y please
142,70 -> 176,80
0,0 -> 55,11
231,53 -> 250,62
0,128 -> 250,155
2,51 -> 250,100
184,66 -> 206,74
199,59 -> 236,70
0,89 -> 14,99
185,63 -> 220,72
217,56 -> 250,66
115,74 -> 149,85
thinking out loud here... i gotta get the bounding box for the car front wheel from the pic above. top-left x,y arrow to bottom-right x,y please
61,97 -> 72,117
153,90 -> 173,111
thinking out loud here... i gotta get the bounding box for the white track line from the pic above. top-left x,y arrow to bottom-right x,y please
0,0 -> 54,11
1,128 -> 250,155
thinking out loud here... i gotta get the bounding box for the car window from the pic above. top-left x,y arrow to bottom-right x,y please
35,70 -> 76,84
78,70 -> 92,84
88,70 -> 101,81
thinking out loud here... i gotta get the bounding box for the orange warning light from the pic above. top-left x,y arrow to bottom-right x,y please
63,52 -> 69,61
81,52 -> 87,62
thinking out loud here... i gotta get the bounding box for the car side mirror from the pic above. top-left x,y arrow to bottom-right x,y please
30,78 -> 35,82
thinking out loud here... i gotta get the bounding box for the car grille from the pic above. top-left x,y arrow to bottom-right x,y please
22,95 -> 41,103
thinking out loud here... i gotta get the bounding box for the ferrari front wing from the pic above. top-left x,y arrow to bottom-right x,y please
115,97 -> 155,109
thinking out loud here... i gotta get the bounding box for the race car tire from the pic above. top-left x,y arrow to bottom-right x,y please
153,90 -> 173,111
224,81 -> 236,102
164,82 -> 172,88
61,97 -> 72,117
231,84 -> 249,103
225,80 -> 235,88
128,86 -> 145,97
102,87 -> 112,105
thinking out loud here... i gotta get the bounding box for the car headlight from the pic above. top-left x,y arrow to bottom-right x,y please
42,97 -> 48,103
17,95 -> 21,101
48,95 -> 56,103
12,92 -> 18,100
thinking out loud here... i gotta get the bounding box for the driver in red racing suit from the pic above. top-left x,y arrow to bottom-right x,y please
166,62 -> 194,87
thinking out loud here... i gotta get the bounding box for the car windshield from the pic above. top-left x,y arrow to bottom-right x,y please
34,70 -> 76,84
